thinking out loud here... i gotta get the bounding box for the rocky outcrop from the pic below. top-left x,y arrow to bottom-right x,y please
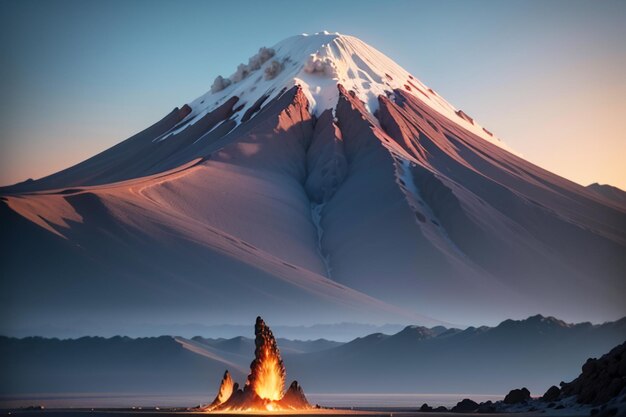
419,403 -> 448,413
204,370 -> 234,410
419,403 -> 433,412
560,341 -> 626,405
214,384 -> 265,411
541,385 -> 561,402
455,110 -> 475,125
441,342 -> 626,415
503,387 -> 531,404
277,381 -> 311,409
241,94 -> 270,122
376,95 -> 428,162
476,401 -> 496,413
451,398 -> 478,413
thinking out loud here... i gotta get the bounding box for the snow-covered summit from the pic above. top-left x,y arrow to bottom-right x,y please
176,31 -> 503,147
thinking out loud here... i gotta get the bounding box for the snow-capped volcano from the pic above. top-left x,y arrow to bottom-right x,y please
174,31 -> 501,148
1,32 -> 624,332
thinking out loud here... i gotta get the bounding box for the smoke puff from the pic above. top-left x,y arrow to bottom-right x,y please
210,75 -> 232,93
211,47 -> 276,93
230,47 -> 277,83
231,63 -> 251,83
264,60 -> 284,80
248,47 -> 275,71
303,54 -> 337,77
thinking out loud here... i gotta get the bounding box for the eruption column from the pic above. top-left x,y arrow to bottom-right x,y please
247,316 -> 286,401
203,316 -> 312,412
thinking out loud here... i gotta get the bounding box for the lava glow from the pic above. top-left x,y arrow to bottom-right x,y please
248,320 -> 286,401
201,317 -> 312,412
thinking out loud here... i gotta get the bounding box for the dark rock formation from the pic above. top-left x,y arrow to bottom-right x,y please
503,387 -> 531,404
247,316 -> 286,398
204,370 -> 234,410
560,341 -> 626,405
214,384 -> 265,411
455,109 -> 475,125
418,403 -> 449,412
277,381 -> 311,409
477,400 -> 496,413
451,398 -> 478,413
541,385 -> 561,402
419,403 -> 433,411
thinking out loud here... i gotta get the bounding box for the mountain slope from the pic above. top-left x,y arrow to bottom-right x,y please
587,183 -> 626,207
1,32 -> 625,331
0,335 -> 248,395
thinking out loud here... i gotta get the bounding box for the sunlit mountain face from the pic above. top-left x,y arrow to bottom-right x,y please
1,32 -> 624,336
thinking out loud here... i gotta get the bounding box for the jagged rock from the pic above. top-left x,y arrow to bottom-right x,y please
277,380 -> 311,409
451,398 -> 478,413
247,316 -> 286,400
561,341 -> 626,405
455,109 -> 475,125
203,370 -> 234,410
477,400 -> 496,413
214,385 -> 267,411
419,403 -> 433,412
503,387 -> 531,404
433,406 -> 448,412
207,317 -> 312,411
541,385 -> 561,402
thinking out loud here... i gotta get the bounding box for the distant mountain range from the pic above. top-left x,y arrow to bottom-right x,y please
2,315 -> 624,398
2,322 -> 407,341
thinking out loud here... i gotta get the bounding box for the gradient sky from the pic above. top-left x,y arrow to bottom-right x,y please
1,0 -> 625,189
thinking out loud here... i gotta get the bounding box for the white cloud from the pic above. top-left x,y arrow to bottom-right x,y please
210,75 -> 232,93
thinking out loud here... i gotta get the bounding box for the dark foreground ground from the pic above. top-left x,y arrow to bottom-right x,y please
0,409 -> 557,417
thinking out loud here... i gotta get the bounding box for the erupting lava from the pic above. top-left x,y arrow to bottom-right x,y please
202,317 -> 312,412
248,317 -> 286,401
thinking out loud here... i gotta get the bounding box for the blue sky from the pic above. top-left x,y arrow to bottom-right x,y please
1,0 -> 625,188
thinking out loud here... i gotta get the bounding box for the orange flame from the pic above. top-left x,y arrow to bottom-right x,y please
203,317 -> 311,412
204,371 -> 234,411
247,317 -> 286,401
250,345 -> 284,400
215,371 -> 234,404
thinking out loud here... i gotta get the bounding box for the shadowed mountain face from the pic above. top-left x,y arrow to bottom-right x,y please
1,33 -> 625,334
1,316 -> 624,396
